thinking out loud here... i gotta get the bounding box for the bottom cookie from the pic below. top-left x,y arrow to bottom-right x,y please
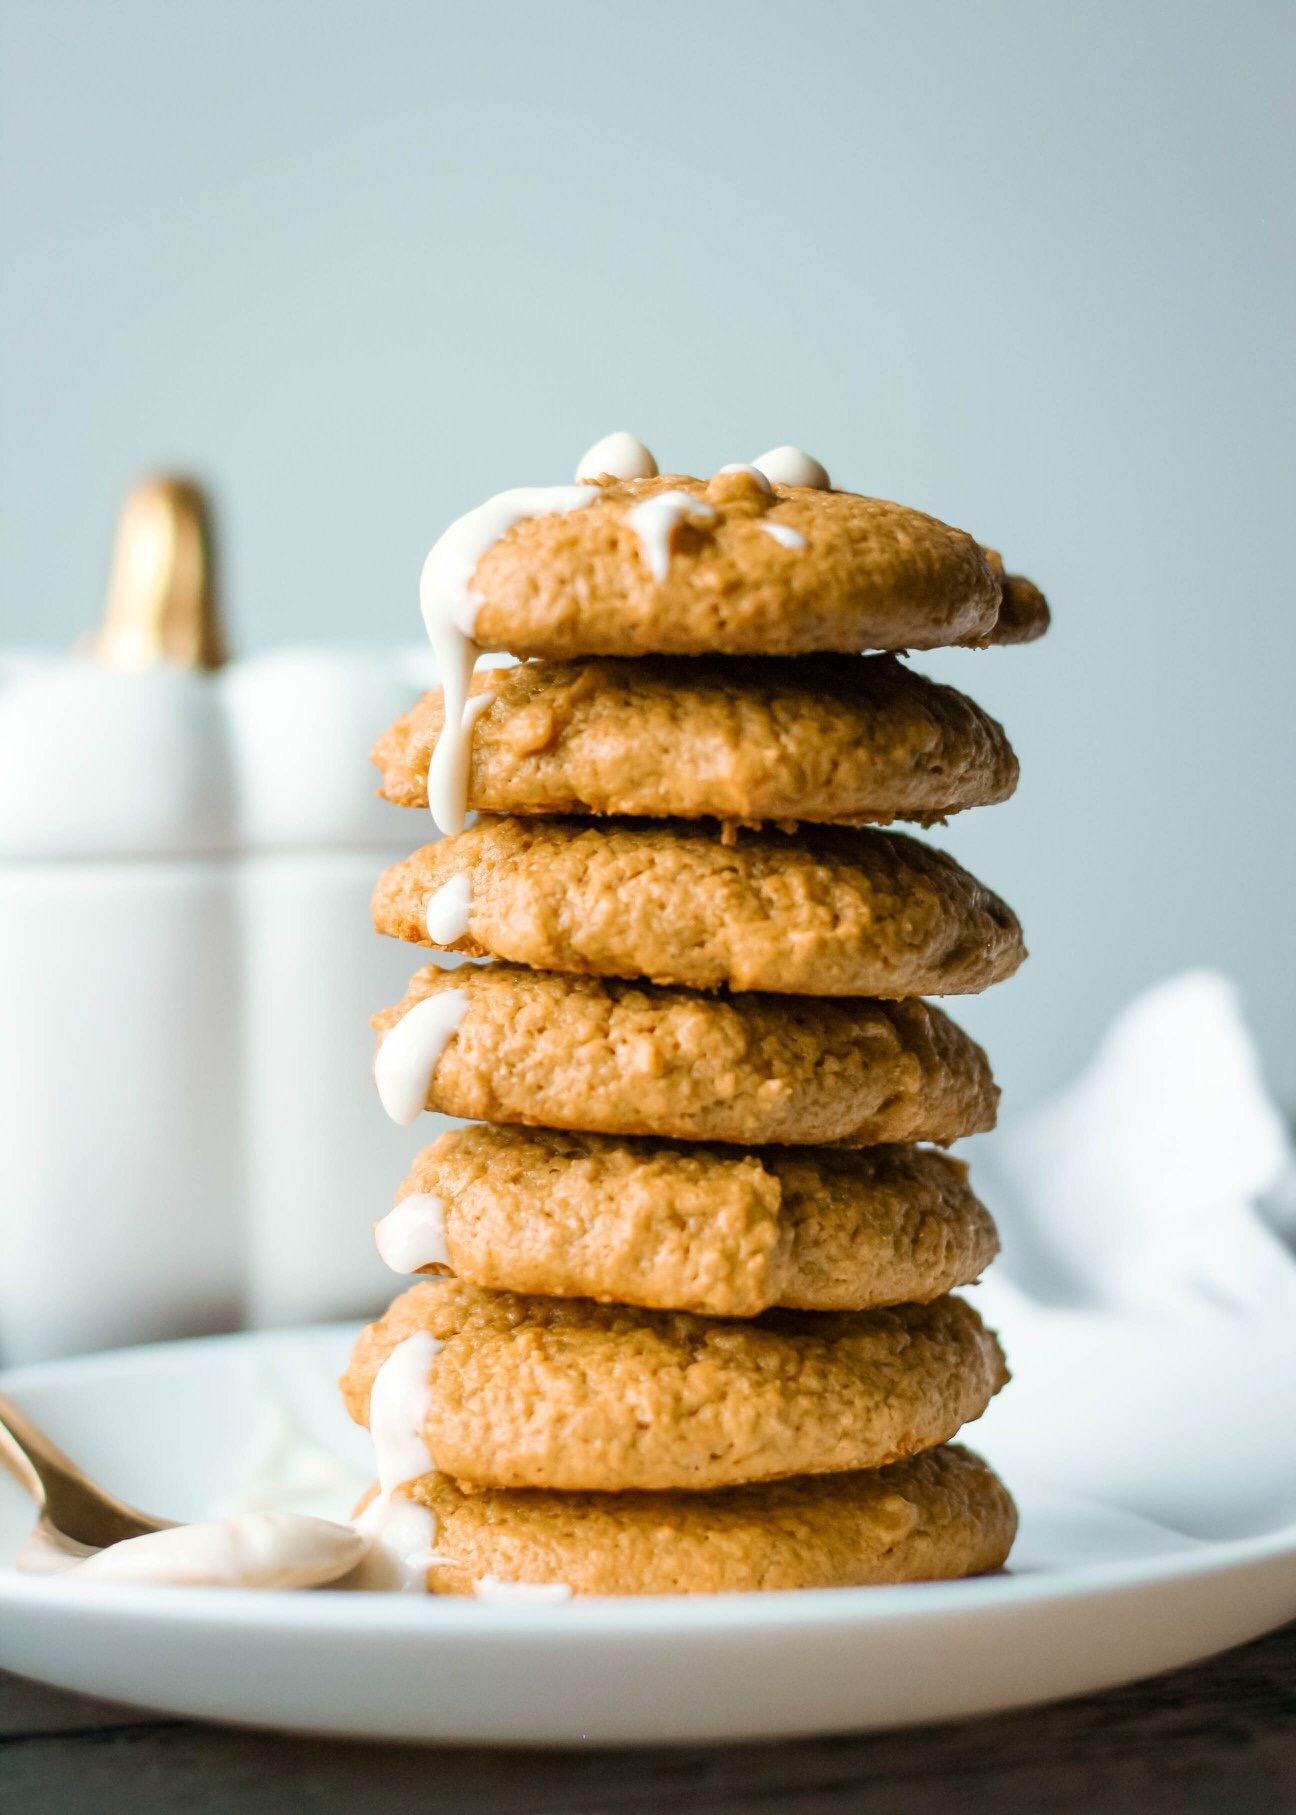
374,1445 -> 1016,1596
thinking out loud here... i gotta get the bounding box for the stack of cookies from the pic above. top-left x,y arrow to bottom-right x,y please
343,435 -> 1048,1597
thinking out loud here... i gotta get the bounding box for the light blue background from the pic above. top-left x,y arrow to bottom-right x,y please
2,0 -> 1293,1111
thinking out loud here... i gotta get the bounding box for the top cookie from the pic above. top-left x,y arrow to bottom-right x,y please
460,469 -> 1043,657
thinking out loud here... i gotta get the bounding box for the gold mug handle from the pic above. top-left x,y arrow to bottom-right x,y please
89,475 -> 225,670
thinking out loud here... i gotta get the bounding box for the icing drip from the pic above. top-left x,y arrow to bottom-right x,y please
429,686 -> 493,840
20,1514 -> 367,1589
626,490 -> 716,581
718,462 -> 773,493
474,1576 -> 574,1605
576,431 -> 658,482
57,1514 -> 366,1589
375,1192 -> 450,1274
758,521 -> 807,550
350,1497 -> 449,1591
354,1331 -> 445,1590
752,446 -> 831,490
420,486 -> 596,835
425,874 -> 472,945
16,1528 -> 98,1575
369,1331 -> 443,1495
374,989 -> 469,1125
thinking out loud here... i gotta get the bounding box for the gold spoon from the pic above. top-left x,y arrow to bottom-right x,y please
0,1391 -> 167,1550
0,1392 -> 368,1587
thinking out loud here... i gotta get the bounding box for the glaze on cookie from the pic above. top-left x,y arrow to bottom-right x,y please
371,654 -> 1019,828
452,469 -> 1039,658
373,817 -> 1025,997
372,962 -> 999,1147
377,1445 -> 1017,1595
379,1126 -> 999,1317
342,1279 -> 1009,1492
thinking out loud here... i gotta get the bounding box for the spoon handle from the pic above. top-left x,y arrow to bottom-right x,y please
0,1403 -> 42,1501
0,1392 -> 168,1546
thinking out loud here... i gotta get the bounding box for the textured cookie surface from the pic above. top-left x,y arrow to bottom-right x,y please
463,469 -> 1038,656
388,1445 -> 1017,1594
983,548 -> 1050,645
342,1280 -> 1009,1492
373,962 -> 999,1147
385,1126 -> 999,1317
374,816 -> 1025,997
371,654 -> 1019,827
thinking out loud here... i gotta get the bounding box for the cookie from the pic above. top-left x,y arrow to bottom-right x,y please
384,1445 -> 1017,1595
380,1126 -> 999,1317
341,1279 -> 1009,1492
373,816 -> 1025,997
982,548 -> 1050,645
371,654 -> 1018,828
372,962 -> 999,1147
456,468 -> 1039,657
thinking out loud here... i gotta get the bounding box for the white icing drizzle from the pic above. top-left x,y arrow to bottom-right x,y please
351,1497 -> 449,1591
429,687 -> 493,840
576,431 -> 658,482
425,874 -> 472,945
758,521 -> 807,550
374,989 -> 469,1126
718,462 -> 773,493
423,633 -> 481,839
474,1575 -> 574,1605
626,490 -> 716,581
353,1330 -> 446,1590
52,1514 -> 368,1589
369,1331 -> 443,1495
19,1335 -> 457,1594
420,486 -> 596,835
375,1191 -> 450,1274
15,1527 -> 98,1575
752,446 -> 831,490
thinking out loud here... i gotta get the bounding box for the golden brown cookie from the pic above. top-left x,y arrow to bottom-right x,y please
460,469 -> 1039,656
373,816 -> 1025,997
341,1280 -> 1009,1492
381,1445 -> 1017,1594
381,1126 -> 999,1317
372,962 -> 999,1147
371,654 -> 1019,827
982,548 -> 1050,645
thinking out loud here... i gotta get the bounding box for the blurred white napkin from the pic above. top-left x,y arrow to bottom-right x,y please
975,970 -> 1296,1315
965,971 -> 1296,1538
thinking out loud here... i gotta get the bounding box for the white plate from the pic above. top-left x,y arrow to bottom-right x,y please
3,1322 -> 1296,1746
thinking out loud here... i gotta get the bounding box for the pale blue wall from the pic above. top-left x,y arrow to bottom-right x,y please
3,0 -> 1293,1110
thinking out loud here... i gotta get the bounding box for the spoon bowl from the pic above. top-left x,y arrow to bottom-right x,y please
0,1391 -> 367,1589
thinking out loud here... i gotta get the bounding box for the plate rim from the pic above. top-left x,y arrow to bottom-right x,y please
3,1322 -> 1296,1641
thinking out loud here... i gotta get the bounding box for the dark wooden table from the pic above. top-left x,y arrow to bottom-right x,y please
3,1621 -> 1295,1814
